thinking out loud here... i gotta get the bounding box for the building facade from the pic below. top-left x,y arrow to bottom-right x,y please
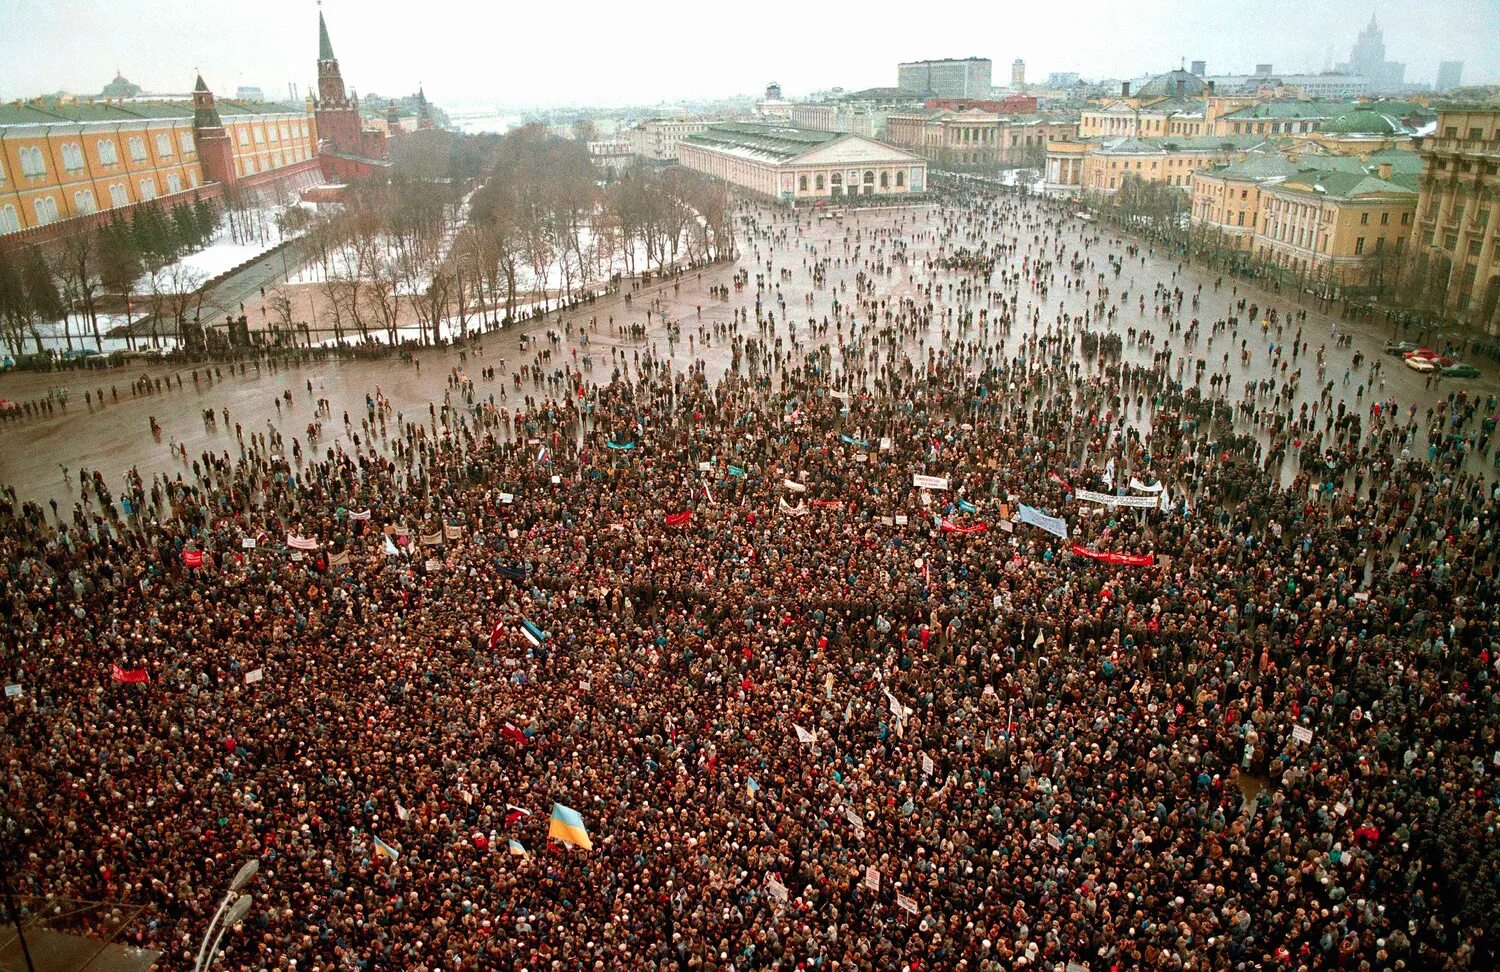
897,59 -> 992,99
0,81 -> 318,238
626,119 -> 711,162
678,122 -> 926,201
1411,108 -> 1500,329
1044,134 -> 1270,195
1254,166 -> 1416,284
886,109 -> 1077,168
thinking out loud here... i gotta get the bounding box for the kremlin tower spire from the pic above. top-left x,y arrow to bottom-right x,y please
316,5 -> 349,107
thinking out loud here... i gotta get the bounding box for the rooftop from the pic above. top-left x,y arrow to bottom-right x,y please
0,98 -> 308,127
683,122 -> 842,163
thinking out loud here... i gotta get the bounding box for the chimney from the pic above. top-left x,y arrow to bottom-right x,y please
1377,162 -> 1392,180
1207,80 -> 1216,96
1121,81 -> 1131,98
1176,78 -> 1186,98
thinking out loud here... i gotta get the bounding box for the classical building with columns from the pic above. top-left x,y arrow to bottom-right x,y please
1044,134 -> 1273,196
1410,107 -> 1500,331
678,122 -> 926,202
885,109 -> 1077,168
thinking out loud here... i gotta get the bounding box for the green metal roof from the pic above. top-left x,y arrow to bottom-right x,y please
0,99 -> 307,128
1273,170 -> 1416,201
683,122 -> 842,163
1221,100 -> 1354,121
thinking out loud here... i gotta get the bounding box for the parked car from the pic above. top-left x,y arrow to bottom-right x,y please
1404,348 -> 1440,360
1405,356 -> 1438,372
1442,363 -> 1481,378
1384,340 -> 1418,356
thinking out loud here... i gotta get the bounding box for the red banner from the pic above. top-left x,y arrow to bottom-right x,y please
182,550 -> 204,568
110,664 -> 150,684
1070,544 -> 1155,567
664,511 -> 692,527
809,499 -> 844,508
939,518 -> 987,534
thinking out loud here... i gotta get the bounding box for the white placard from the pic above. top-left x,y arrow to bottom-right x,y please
863,866 -> 881,892
896,892 -> 917,914
844,806 -> 866,835
912,474 -> 948,491
1292,725 -> 1313,744
1047,833 -> 1063,850
550,475 -> 561,485
241,537 -> 257,549
879,437 -> 892,452
4,684 -> 21,698
500,492 -> 515,504
698,461 -> 712,472
767,876 -> 788,902
921,754 -> 935,777
1334,801 -> 1348,816
244,669 -> 264,685
894,514 -> 909,525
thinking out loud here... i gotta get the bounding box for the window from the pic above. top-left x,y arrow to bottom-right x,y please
189,169 -> 198,187
73,189 -> 96,214
0,205 -> 19,233
896,171 -> 904,187
1354,237 -> 1365,255
20,145 -> 47,176
244,157 -> 256,176
155,133 -> 173,156
1470,239 -> 1483,257
269,124 -> 279,143
180,131 -> 195,154
128,136 -> 147,161
253,126 -> 264,143
60,142 -> 84,171
280,123 -> 290,140
139,178 -> 157,200
272,151 -> 283,169
1445,233 -> 1458,250
1380,212 -> 1388,225
166,173 -> 182,194
238,128 -> 249,146
98,139 -> 119,165
798,174 -> 807,191
815,174 -> 824,190
0,154 -> 5,182
109,183 -> 128,208
880,171 -> 889,188
33,195 -> 59,224
1360,212 -> 1369,225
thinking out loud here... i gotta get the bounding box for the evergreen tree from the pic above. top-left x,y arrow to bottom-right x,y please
19,247 -> 64,353
193,196 -> 219,246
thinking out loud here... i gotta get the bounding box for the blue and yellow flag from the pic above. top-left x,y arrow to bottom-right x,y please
548,802 -> 593,850
747,776 -> 760,800
508,839 -> 528,856
372,835 -> 401,861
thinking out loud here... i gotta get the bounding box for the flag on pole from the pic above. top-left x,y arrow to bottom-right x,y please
502,723 -> 527,747
489,618 -> 506,652
548,803 -> 593,850
396,801 -> 410,821
372,835 -> 401,861
182,549 -> 205,568
508,839 -> 528,856
384,535 -> 400,557
746,776 -> 760,800
520,620 -> 545,646
794,724 -> 816,746
505,804 -> 532,826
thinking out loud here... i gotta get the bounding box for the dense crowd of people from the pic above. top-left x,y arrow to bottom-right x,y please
3,184 -> 1498,972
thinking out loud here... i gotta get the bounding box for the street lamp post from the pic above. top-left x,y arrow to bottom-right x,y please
193,860 -> 258,972
201,893 -> 253,972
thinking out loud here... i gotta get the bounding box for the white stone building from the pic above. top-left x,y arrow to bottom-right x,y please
678,122 -> 927,202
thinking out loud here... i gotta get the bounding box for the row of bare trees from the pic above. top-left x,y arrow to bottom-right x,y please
291,124 -> 732,347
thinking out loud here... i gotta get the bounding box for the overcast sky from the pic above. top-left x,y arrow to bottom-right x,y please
3,0 -> 1497,110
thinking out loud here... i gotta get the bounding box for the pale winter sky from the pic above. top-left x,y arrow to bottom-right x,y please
2,0 -> 1497,110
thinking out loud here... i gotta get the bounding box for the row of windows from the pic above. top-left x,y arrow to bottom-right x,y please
7,171 -> 194,229
796,170 -> 907,191
7,131 -> 198,179
236,120 -> 312,146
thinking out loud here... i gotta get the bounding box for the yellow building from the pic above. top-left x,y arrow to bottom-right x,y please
884,109 -> 1076,167
0,91 -> 317,236
1044,134 -> 1271,195
1410,107 -> 1500,329
1189,153 -> 1303,250
679,122 -> 925,201
1253,163 -> 1418,285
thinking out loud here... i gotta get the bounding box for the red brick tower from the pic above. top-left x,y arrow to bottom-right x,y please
192,74 -> 236,187
313,8 -> 362,159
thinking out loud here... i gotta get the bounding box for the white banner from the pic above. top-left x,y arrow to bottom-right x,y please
1074,489 -> 1161,509
912,474 -> 948,491
286,533 -> 320,550
794,724 -> 816,745
782,478 -> 807,493
1129,477 -> 1163,493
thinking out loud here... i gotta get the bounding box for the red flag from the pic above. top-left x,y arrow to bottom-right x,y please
1070,544 -> 1155,567
664,511 -> 692,527
488,619 -> 506,652
182,549 -> 205,568
110,664 -> 150,684
505,803 -> 532,826
502,722 -> 527,747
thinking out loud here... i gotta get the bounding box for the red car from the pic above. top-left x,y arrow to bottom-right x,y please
1403,348 -> 1439,360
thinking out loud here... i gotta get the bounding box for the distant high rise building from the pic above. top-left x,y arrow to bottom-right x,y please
897,58 -> 992,98
1437,61 -> 1463,91
1255,64 -> 1274,77
1190,60 -> 1206,77
1336,11 -> 1404,91
235,86 -> 265,102
1046,72 -> 1081,87
1011,59 -> 1025,88
766,82 -> 783,100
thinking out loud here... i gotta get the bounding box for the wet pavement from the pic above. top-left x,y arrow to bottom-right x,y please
1,197 -> 1495,512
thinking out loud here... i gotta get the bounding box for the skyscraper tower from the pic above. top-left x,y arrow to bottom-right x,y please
1011,59 -> 1025,88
